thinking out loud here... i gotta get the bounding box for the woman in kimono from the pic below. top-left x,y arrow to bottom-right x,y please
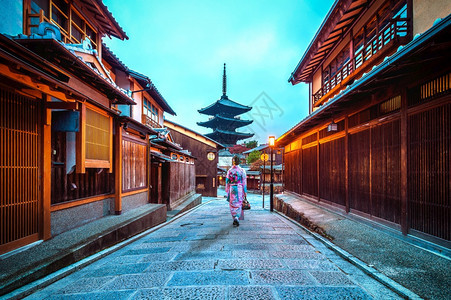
225,156 -> 247,226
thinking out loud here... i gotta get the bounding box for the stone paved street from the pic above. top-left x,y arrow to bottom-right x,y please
24,193 -> 401,299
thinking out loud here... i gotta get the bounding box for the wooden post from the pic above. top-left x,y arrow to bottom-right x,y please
345,116 -> 350,213
400,89 -> 408,235
114,122 -> 122,214
317,132 -> 320,201
158,163 -> 162,204
76,103 -> 86,173
42,95 -> 52,240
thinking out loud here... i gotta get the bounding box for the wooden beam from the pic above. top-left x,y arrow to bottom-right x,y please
45,101 -> 78,110
345,116 -> 350,213
76,103 -> 86,173
42,95 -> 52,240
400,88 -> 408,235
0,64 -> 78,102
114,123 -> 123,214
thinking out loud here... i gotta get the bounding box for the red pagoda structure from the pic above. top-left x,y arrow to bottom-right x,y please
198,64 -> 253,146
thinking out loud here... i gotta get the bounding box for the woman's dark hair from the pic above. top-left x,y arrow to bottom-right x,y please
232,156 -> 240,166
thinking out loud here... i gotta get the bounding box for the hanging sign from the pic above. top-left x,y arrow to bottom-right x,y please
261,153 -> 269,162
207,152 -> 216,161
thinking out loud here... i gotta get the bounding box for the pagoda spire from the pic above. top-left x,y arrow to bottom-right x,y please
222,63 -> 227,96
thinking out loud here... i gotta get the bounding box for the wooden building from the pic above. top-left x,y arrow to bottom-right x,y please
278,0 -> 450,247
0,0 -> 194,255
149,127 -> 197,210
164,119 -> 225,197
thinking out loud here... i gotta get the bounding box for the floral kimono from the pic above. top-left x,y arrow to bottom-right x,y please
225,165 -> 247,220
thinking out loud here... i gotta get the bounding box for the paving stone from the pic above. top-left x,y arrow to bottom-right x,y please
269,251 -> 325,259
54,277 -> 115,294
276,286 -> 373,300
142,236 -> 186,243
251,270 -> 317,285
146,260 -> 216,272
171,243 -> 224,251
231,250 -> 269,259
174,251 -> 233,260
97,255 -> 144,266
184,234 -> 218,241
131,286 -> 226,300
83,263 -> 150,277
138,252 -> 177,262
168,270 -> 249,286
43,290 -> 133,300
103,273 -> 171,290
284,259 -> 339,271
123,247 -> 171,255
218,259 -> 285,270
228,286 -> 276,300
223,243 -> 274,251
309,271 -> 356,286
273,244 -> 315,251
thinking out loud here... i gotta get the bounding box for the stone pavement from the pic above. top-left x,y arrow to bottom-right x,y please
21,192 -> 401,300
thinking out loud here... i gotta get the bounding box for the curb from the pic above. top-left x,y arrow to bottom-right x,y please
273,209 -> 422,300
2,199 -> 217,300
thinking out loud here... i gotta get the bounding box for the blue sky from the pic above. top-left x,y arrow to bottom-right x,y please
103,0 -> 334,144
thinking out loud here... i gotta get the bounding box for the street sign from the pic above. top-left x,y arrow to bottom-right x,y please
261,153 -> 269,162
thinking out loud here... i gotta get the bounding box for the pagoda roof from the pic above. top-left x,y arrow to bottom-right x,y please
198,95 -> 252,116
197,114 -> 253,129
205,129 -> 254,142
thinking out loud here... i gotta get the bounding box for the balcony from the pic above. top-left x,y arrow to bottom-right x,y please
313,17 -> 409,107
142,114 -> 162,129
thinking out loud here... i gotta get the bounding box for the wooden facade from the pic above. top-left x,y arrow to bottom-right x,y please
164,119 -> 224,197
280,0 -> 451,246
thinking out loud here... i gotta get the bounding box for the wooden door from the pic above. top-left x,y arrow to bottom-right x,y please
0,88 -> 41,254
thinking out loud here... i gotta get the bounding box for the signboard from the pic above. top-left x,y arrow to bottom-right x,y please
261,153 -> 269,162
207,152 -> 216,161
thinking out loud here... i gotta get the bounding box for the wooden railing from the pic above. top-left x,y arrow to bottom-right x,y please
142,114 -> 162,129
313,17 -> 409,106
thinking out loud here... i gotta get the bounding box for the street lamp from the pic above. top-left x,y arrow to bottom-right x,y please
269,136 -> 275,212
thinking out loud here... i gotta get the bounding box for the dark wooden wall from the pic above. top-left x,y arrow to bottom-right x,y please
163,161 -> 195,204
169,130 -> 219,197
283,81 -> 450,242
122,137 -> 147,192
0,89 -> 40,252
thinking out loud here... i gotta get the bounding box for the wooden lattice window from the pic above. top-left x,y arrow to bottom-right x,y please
379,95 -> 401,115
28,0 -> 98,48
421,72 -> 450,100
77,104 -> 112,173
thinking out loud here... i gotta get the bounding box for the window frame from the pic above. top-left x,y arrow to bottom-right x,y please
76,103 -> 113,173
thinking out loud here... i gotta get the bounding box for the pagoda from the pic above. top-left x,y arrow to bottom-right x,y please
198,64 -> 253,146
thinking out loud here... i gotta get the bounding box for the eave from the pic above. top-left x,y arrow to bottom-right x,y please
129,70 -> 176,116
197,115 -> 253,129
289,0 -> 370,85
15,38 -> 135,105
279,15 -> 451,146
198,96 -> 252,116
78,0 -> 128,40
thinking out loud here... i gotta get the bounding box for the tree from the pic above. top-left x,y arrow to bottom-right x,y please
247,150 -> 261,164
244,140 -> 258,149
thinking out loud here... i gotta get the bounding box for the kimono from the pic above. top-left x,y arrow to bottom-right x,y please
225,165 -> 247,220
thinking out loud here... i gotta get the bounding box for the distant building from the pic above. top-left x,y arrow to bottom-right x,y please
198,64 -> 253,146
164,119 -> 225,197
278,0 -> 451,245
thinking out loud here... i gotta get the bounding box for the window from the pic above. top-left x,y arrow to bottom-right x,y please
143,97 -> 159,124
28,0 -> 98,48
77,104 -> 112,172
